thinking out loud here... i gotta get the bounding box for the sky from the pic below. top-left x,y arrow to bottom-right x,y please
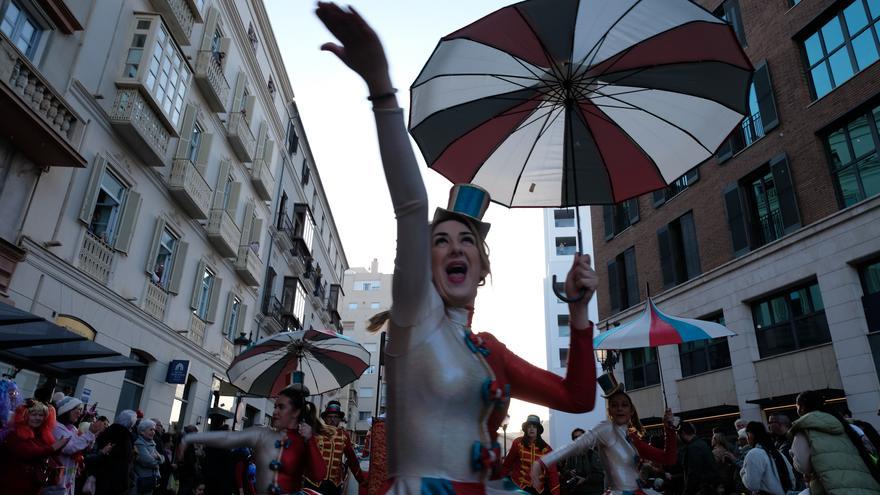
262,0 -> 566,430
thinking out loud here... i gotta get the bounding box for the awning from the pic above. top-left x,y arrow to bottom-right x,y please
675,404 -> 740,422
0,301 -> 146,377
745,388 -> 845,409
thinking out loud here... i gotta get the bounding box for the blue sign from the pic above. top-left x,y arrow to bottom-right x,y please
166,360 -> 189,384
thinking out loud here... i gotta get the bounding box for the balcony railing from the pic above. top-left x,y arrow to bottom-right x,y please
234,245 -> 262,286
249,158 -> 273,201
194,51 -> 229,112
78,231 -> 113,284
143,280 -> 169,321
289,238 -> 311,276
109,88 -> 171,165
186,312 -> 207,346
150,0 -> 197,45
220,338 -> 234,363
262,295 -> 284,334
757,208 -> 784,246
205,208 -> 240,258
0,32 -> 86,167
226,111 -> 256,162
168,159 -> 212,219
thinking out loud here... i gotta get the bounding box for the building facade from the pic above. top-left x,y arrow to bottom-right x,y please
592,0 -> 880,432
0,0 -> 346,431
542,207 -> 604,448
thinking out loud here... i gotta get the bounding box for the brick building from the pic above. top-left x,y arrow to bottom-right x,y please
592,0 -> 880,432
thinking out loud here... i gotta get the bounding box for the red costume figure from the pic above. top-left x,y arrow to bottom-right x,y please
503,415 -> 560,495
1,399 -> 69,495
307,401 -> 366,495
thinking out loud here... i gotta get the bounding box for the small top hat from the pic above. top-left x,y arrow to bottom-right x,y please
321,400 -> 344,420
521,414 -> 544,435
432,184 -> 491,238
597,372 -> 624,398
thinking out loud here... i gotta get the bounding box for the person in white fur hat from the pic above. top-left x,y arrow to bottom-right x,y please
45,395 -> 104,495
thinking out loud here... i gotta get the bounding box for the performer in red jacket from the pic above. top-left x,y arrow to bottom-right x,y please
503,415 -> 560,495
307,401 -> 366,495
1,399 -> 70,495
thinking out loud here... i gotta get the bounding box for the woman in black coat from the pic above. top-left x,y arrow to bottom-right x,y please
87,410 -> 136,495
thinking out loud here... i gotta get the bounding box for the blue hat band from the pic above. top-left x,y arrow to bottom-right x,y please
450,185 -> 488,220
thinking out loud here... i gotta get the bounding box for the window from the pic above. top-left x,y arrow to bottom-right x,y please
370,302 -> 380,309
657,211 -> 701,288
653,167 -> 699,207
301,159 -> 310,186
825,104 -> 880,208
802,1 -> 880,99
359,387 -> 375,398
153,229 -> 177,288
716,62 -> 779,161
224,295 -> 243,340
294,281 -> 307,327
194,266 -> 215,321
724,154 -> 801,257
557,314 -> 570,337
554,281 -> 566,304
188,122 -> 203,162
607,247 -> 639,312
559,348 -> 569,368
79,157 -> 141,253
555,236 -> 577,256
247,22 -> 258,52
221,174 -> 235,210
116,351 -> 150,416
169,375 -> 195,432
603,198 -> 639,239
88,170 -> 128,245
752,280 -> 831,358
348,303 -> 358,310
293,203 -> 315,253
861,258 -> 880,375
622,347 -> 659,390
210,27 -> 222,57
355,280 -> 381,291
365,365 -> 376,374
553,209 -> 575,228
678,314 -> 731,377
358,411 -> 372,421
287,120 -> 299,155
1,0 -> 42,59
714,0 -> 746,47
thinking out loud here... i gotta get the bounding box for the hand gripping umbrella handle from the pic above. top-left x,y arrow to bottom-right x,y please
552,274 -> 587,303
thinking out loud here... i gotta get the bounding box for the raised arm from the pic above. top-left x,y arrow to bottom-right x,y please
631,413 -> 677,466
179,428 -> 261,452
316,3 -> 431,333
538,425 -> 603,471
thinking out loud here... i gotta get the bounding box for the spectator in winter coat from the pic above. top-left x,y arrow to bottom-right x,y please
678,422 -> 720,495
741,422 -> 794,495
134,418 -> 165,495
89,410 -> 136,495
46,395 -> 101,495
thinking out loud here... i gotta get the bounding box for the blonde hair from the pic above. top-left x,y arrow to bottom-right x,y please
367,217 -> 491,333
606,390 -> 645,437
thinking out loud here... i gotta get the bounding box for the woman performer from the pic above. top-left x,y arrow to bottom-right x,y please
177,384 -> 326,495
1,399 -> 70,495
315,3 -> 597,493
531,375 -> 676,495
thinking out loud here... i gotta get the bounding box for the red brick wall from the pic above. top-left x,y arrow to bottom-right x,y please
592,0 -> 880,320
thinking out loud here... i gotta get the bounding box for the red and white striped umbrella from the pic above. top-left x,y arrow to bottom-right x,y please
227,329 -> 370,397
409,0 -> 753,207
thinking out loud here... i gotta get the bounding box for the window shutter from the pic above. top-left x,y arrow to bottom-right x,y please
250,218 -> 264,245
627,198 -> 640,224
607,259 -> 620,313
653,190 -> 666,208
255,122 -> 268,157
603,205 -> 614,240
753,60 -> 779,132
78,156 -> 107,224
225,182 -> 242,219
232,71 -> 246,112
221,293 -> 235,338
190,260 -> 206,310
175,105 -> 198,159
624,248 -> 639,309
194,133 -> 213,177
769,154 -> 801,234
213,159 -> 231,209
167,241 -> 188,295
114,190 -> 142,253
206,276 -> 222,323
244,95 -> 256,123
723,0 -> 747,47
680,212 -> 701,280
200,7 -> 219,51
723,183 -> 750,256
263,139 -> 275,171
240,202 -> 255,245
236,303 -> 248,336
715,134 -> 734,164
657,225 -> 674,288
144,218 -> 166,274
687,167 -> 700,184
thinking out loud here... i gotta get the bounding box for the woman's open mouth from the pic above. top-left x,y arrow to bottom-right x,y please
446,262 -> 468,284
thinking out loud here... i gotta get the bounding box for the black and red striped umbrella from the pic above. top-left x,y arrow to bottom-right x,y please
227,329 -> 370,397
409,0 -> 753,207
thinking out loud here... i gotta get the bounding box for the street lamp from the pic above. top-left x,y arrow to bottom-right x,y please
501,414 -> 510,457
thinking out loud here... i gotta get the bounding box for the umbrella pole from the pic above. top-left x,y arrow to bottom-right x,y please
656,345 -> 668,410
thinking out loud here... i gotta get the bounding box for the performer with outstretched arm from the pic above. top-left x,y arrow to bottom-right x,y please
315,3 -> 597,493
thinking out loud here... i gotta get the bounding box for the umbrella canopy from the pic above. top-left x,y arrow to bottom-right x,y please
227,329 -> 370,397
594,296 -> 735,349
410,0 -> 753,207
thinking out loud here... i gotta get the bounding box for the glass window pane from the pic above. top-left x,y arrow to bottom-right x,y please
822,17 -> 846,51
845,1 -> 870,34
869,0 -> 880,20
811,63 -> 833,98
852,29 -> 880,70
863,260 -> 880,294
859,154 -> 880,200
805,32 -> 824,65
828,129 -> 853,168
848,116 -> 875,158
828,47 -> 855,86
837,166 -> 864,206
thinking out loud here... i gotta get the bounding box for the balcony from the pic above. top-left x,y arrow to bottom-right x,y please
248,157 -> 273,201
78,231 -> 113,284
262,296 -> 284,334
168,159 -> 212,219
150,0 -> 200,46
220,338 -> 234,364
205,209 -> 240,258
0,32 -> 85,167
109,88 -> 171,166
186,312 -> 207,346
194,51 -> 229,112
143,280 -> 169,321
226,111 -> 255,162
234,245 -> 262,286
